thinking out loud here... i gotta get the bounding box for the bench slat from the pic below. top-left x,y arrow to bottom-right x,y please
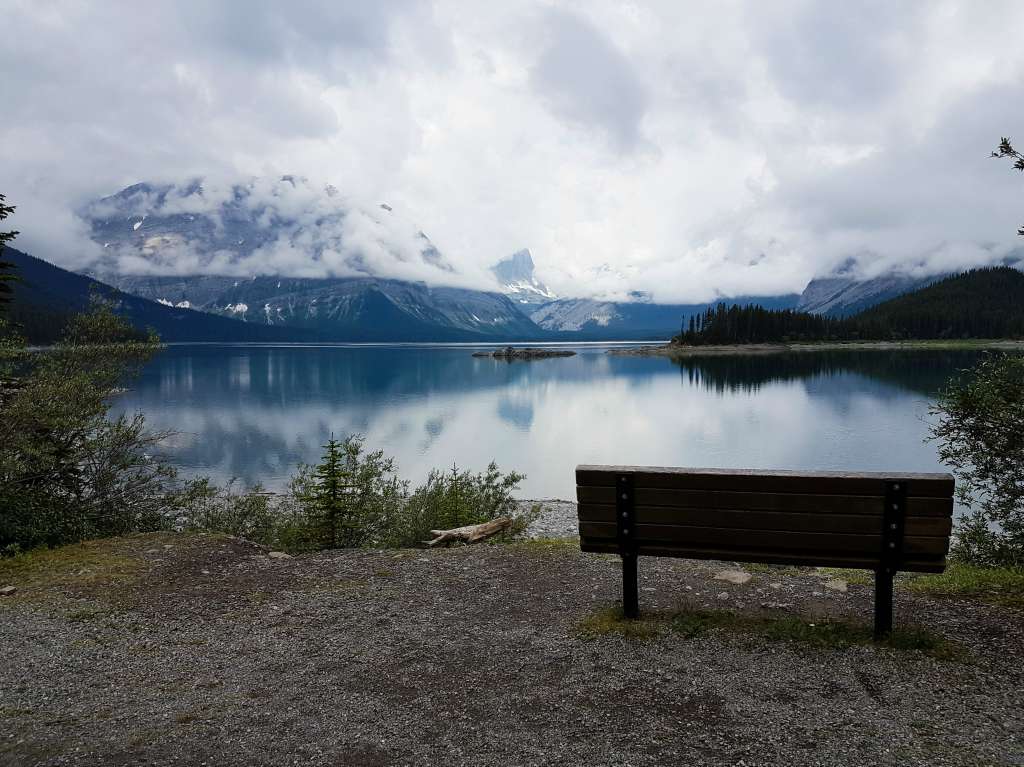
578,541 -> 947,573
576,466 -> 954,498
577,503 -> 953,537
578,522 -> 949,557
576,486 -> 953,518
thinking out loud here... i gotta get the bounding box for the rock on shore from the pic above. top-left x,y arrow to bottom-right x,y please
473,346 -> 576,360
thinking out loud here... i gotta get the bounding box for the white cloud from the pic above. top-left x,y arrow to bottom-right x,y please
2,0 -> 1023,303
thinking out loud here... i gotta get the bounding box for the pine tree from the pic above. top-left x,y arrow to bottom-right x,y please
310,436 -> 357,548
0,193 -> 20,310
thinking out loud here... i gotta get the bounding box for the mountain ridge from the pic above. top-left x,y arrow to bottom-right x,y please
2,247 -> 313,344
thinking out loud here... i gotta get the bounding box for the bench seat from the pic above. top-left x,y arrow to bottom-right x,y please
576,465 -> 955,636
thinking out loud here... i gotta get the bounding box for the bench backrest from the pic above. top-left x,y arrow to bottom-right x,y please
576,465 -> 954,573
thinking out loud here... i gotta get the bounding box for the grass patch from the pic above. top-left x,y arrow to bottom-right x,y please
65,607 -> 109,623
577,606 -> 966,661
905,563 -> 1024,608
578,607 -> 661,640
739,562 -> 805,576
0,537 -> 150,599
817,567 -> 874,586
509,537 -> 580,555
0,706 -> 34,718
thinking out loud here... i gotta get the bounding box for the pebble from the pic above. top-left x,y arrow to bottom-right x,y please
267,551 -> 292,559
0,585 -> 16,596
824,579 -> 849,593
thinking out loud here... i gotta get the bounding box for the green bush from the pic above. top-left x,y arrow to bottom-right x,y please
174,478 -> 283,542
1,301 -> 175,552
383,462 -> 536,548
290,435 -> 408,549
930,353 -> 1024,566
171,438 -> 535,553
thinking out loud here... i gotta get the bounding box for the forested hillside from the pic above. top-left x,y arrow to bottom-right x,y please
2,248 -> 313,344
675,267 -> 1024,345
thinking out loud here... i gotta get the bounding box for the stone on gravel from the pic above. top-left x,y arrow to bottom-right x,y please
715,569 -> 752,585
824,579 -> 849,593
0,585 -> 15,596
267,551 -> 292,559
717,591 -> 730,601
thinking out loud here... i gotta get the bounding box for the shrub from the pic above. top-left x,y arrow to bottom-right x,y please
1,301 -> 175,552
285,438 -> 534,550
383,462 -> 535,548
290,435 -> 409,549
929,353 -> 1024,566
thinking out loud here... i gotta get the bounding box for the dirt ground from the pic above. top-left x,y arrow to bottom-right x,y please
1,532 -> 1022,766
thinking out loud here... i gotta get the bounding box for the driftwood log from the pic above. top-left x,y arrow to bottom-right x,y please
426,517 -> 513,547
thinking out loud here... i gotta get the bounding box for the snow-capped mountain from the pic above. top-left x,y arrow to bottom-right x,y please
80,179 -> 545,341
491,249 -> 556,305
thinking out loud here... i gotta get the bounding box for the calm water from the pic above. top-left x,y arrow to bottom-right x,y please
113,343 -> 986,499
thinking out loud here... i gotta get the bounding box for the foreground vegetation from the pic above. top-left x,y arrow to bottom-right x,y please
173,440 -> 537,553
929,353 -> 1024,566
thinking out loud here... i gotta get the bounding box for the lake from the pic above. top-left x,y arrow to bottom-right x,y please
113,343 -> 984,499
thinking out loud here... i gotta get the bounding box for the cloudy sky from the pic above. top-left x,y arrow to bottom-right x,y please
2,0 -> 1023,302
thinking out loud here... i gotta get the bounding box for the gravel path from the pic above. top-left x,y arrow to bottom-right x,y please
2,531 -> 1023,766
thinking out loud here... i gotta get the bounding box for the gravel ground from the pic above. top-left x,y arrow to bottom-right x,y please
2,529 -> 1023,767
519,500 -> 578,539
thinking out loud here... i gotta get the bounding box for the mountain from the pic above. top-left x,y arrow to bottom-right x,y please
81,179 -> 547,341
851,266 -> 1024,338
678,266 -> 1024,345
104,273 -> 543,341
84,178 -> 456,278
797,272 -> 946,317
531,294 -> 801,339
2,248 -> 311,344
491,249 -> 556,306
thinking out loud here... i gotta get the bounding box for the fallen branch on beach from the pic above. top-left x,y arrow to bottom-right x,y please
426,517 -> 513,547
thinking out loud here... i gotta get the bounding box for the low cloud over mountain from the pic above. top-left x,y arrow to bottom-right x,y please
3,2 -> 1024,303
83,177 -> 494,291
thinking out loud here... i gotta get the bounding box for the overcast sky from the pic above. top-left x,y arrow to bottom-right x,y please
2,0 -> 1023,302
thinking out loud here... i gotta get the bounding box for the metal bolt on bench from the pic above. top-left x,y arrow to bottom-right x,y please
578,465 -> 954,639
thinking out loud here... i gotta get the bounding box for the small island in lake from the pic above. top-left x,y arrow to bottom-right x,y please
473,346 -> 576,360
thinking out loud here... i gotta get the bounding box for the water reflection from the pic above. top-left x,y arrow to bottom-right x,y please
113,344 -> 986,498
674,350 -> 984,396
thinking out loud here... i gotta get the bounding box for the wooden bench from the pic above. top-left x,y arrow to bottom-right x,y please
576,465 -> 955,637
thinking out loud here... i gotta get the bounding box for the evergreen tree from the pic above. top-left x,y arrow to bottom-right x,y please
310,436 -> 357,548
293,434 -> 406,549
0,193 -> 20,310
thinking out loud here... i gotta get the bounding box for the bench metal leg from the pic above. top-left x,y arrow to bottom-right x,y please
622,553 -> 639,619
874,568 -> 894,639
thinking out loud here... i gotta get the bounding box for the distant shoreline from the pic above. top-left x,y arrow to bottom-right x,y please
609,339 -> 1024,358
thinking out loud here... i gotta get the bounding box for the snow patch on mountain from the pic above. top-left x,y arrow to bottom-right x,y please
491,249 -> 556,306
